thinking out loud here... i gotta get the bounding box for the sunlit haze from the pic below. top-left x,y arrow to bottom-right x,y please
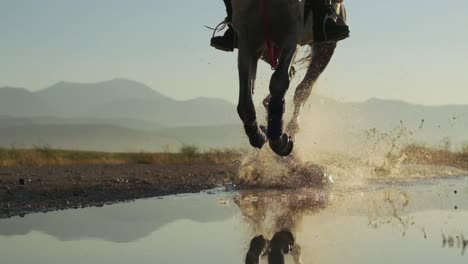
1,0 -> 467,105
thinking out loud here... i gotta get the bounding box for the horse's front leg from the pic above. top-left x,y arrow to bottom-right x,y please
237,47 -> 267,149
287,42 -> 337,137
267,46 -> 296,156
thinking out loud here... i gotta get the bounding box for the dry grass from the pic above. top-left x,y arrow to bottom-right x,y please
5,144 -> 466,170
0,146 -> 244,167
400,144 -> 468,170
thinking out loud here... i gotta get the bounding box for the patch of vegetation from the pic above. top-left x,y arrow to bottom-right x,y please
0,146 -> 244,167
180,144 -> 199,157
400,144 -> 468,170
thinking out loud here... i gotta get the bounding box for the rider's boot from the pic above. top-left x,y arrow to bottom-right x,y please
210,24 -> 237,52
211,0 -> 237,52
308,0 -> 350,42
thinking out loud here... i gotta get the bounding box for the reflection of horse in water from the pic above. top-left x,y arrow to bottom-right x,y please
231,0 -> 347,156
245,231 -> 296,264
235,189 -> 329,263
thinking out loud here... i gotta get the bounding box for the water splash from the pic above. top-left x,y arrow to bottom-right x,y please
236,147 -> 328,188
238,106 -> 467,189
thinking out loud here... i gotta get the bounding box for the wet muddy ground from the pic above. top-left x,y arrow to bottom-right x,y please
0,175 -> 467,263
0,163 -> 239,218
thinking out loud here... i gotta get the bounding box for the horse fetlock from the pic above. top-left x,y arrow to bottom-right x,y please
269,133 -> 294,157
244,122 -> 267,149
268,118 -> 283,140
248,130 -> 267,149
244,121 -> 259,135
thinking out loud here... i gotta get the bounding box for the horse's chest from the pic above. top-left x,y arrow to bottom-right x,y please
298,9 -> 314,45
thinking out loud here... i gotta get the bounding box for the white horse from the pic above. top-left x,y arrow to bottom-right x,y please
231,0 -> 346,156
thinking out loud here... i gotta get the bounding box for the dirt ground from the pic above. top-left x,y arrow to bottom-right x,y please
0,163 -> 240,218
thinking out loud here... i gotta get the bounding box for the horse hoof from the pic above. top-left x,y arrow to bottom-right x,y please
249,129 -> 267,149
269,133 -> 294,156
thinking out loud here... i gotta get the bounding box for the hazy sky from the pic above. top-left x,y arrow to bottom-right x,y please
1,0 -> 467,105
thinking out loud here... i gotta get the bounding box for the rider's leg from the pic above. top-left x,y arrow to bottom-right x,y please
306,0 -> 349,42
211,0 -> 237,52
224,0 -> 232,20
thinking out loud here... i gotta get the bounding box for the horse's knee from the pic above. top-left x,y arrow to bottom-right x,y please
269,71 -> 290,98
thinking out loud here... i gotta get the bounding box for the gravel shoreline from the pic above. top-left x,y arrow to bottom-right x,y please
0,163 -> 239,218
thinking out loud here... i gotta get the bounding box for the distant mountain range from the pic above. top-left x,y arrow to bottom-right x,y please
0,78 -> 238,127
0,79 -> 467,151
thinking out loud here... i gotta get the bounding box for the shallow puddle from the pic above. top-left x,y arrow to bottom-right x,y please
1,176 -> 468,264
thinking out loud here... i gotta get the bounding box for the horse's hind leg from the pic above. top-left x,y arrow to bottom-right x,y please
267,46 -> 296,156
287,42 -> 337,137
237,46 -> 267,149
291,243 -> 303,264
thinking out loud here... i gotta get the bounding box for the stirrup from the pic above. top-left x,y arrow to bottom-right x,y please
205,18 -> 230,39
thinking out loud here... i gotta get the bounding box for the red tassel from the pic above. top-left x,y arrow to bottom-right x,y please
261,0 -> 280,70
